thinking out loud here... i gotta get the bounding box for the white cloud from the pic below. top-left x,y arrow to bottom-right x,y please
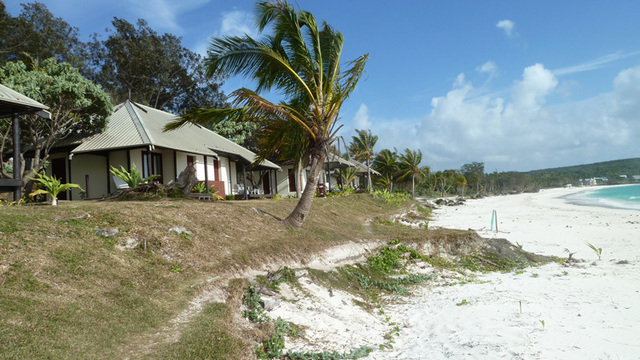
126,0 -> 210,34
477,61 -> 497,76
509,63 -> 557,111
217,10 -> 256,37
352,104 -> 372,130
193,9 -> 257,56
412,63 -> 640,171
496,19 -> 516,37
553,51 -> 640,76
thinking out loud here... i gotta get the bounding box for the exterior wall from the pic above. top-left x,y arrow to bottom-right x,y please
229,161 -> 237,195
70,154 -> 108,199
275,165 -> 308,197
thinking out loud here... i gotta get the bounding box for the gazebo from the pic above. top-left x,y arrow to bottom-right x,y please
0,83 -> 50,201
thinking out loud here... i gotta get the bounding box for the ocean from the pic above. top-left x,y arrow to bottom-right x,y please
564,184 -> 640,210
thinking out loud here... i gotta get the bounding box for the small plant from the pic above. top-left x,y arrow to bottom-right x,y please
516,242 -> 523,250
586,242 -> 602,260
170,264 -> 183,273
272,194 -> 282,200
531,273 -> 539,278
539,319 -> 545,329
225,194 -> 236,201
456,299 -> 470,306
29,172 -> 83,205
110,164 -> 159,188
192,182 -> 207,193
179,232 -> 191,240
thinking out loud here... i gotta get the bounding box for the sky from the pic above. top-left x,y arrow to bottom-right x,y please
5,0 -> 640,172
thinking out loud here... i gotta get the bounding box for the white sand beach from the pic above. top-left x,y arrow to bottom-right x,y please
367,187 -> 640,359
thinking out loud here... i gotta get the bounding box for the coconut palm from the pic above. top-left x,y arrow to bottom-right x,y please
398,148 -> 428,199
164,1 -> 367,228
349,129 -> 378,193
340,166 -> 359,189
372,148 -> 398,191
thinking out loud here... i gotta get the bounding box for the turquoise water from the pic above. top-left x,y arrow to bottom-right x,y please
565,184 -> 640,210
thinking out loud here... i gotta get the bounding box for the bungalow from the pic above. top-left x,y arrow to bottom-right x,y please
269,152 -> 380,198
46,101 -> 280,200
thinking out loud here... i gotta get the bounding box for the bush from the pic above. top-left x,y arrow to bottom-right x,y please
225,194 -> 236,201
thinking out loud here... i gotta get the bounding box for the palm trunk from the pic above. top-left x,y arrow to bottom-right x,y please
283,148 -> 326,228
412,175 -> 415,199
366,158 -> 372,193
295,159 -> 303,198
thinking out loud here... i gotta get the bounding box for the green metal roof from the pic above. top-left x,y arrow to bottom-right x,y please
0,83 -> 49,118
71,101 -> 280,170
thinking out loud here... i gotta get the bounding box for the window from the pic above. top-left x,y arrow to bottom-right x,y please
142,151 -> 163,183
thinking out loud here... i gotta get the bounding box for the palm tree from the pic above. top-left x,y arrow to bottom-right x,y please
372,148 -> 398,191
398,148 -> 428,199
349,129 -> 378,193
165,1 -> 367,228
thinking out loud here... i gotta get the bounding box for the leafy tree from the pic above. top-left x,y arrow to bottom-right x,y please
86,18 -> 226,113
397,148 -> 428,198
373,148 -> 398,191
0,2 -> 86,69
165,0 -> 368,228
349,129 -> 378,193
0,58 -> 112,184
461,161 -> 484,194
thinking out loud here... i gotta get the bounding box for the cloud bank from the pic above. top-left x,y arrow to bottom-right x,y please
358,63 -> 640,171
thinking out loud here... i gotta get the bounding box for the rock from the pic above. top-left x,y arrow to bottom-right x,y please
167,164 -> 199,195
295,269 -> 309,278
116,238 -> 140,251
169,227 -> 192,236
95,228 -> 119,237
262,297 -> 279,311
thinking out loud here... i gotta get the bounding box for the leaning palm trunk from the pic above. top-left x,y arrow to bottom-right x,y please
412,175 -> 415,199
366,159 -> 373,193
283,149 -> 326,227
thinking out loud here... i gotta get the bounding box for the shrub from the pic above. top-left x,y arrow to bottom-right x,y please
110,164 -> 159,188
29,172 -> 83,205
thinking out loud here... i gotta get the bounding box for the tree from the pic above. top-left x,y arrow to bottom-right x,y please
397,148 -> 428,199
461,161 -> 484,194
373,148 -> 398,191
86,18 -> 226,113
349,129 -> 378,193
0,2 -> 86,69
0,58 -> 112,184
165,0 -> 367,228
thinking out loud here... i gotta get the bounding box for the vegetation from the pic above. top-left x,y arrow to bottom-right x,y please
349,129 -> 378,193
28,172 -> 83,205
0,58 -> 112,184
110,164 -> 160,188
86,18 -> 227,113
165,0 -> 368,228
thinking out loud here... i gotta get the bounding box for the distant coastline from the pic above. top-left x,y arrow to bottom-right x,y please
562,184 -> 640,211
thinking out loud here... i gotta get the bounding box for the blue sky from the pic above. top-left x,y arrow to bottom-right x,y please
6,0 -> 640,172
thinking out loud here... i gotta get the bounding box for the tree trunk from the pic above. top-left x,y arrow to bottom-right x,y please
282,148 -> 326,228
295,159 -> 303,198
412,175 -> 415,199
366,158 -> 372,193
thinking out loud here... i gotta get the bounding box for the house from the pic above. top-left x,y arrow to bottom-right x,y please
270,152 -> 379,197
0,83 -> 50,201
46,101 -> 280,200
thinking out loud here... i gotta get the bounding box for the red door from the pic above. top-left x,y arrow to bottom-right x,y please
262,172 -> 271,195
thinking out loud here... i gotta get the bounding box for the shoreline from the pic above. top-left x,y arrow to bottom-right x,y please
364,187 -> 640,359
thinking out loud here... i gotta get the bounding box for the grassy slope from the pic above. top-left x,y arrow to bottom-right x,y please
0,195 -> 414,359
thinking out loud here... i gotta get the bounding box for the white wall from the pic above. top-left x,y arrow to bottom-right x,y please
70,154 -> 108,199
